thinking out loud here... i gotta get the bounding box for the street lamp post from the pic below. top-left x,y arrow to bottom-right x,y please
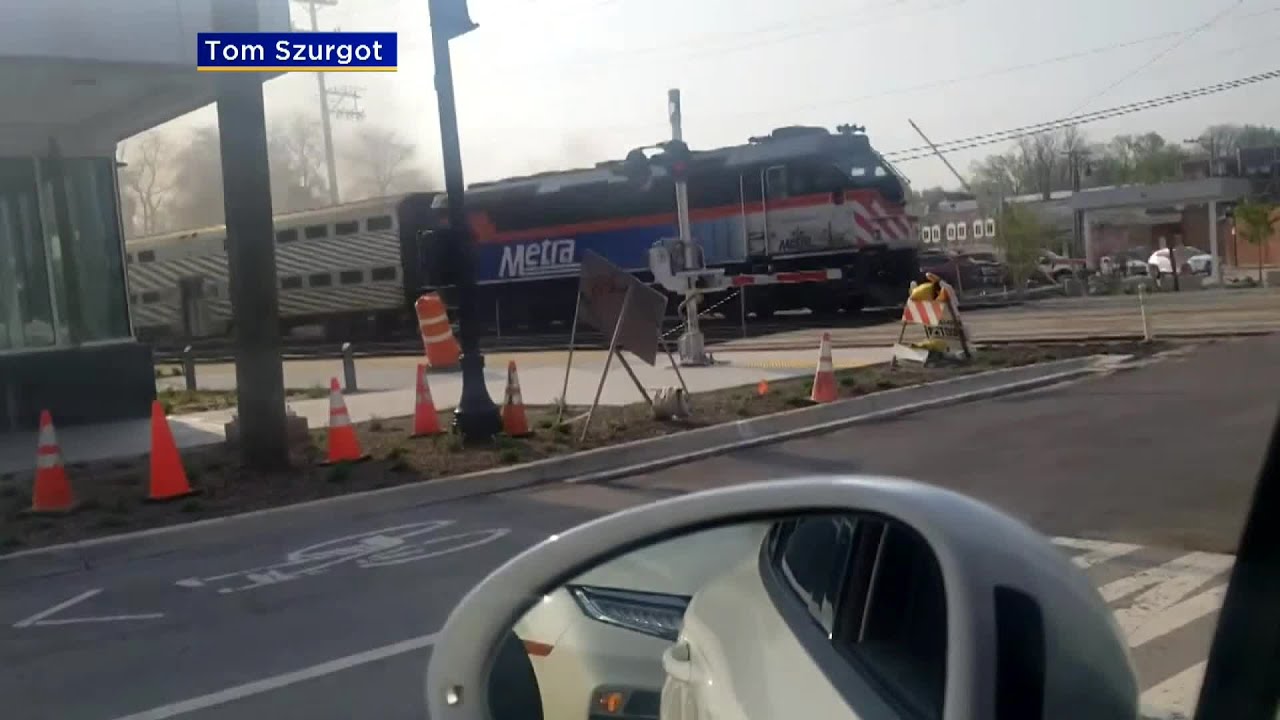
427,0 -> 502,442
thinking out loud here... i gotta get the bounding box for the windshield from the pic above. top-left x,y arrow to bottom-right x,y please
6,1 -> 1280,720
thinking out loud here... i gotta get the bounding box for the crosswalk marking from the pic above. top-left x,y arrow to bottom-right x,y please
1054,542 -> 1234,718
1140,661 -> 1206,718
1098,552 -> 1234,603
1052,537 -> 1143,569
1125,584 -> 1227,650
1110,554 -> 1232,645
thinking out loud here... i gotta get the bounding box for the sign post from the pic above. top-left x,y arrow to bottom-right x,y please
557,251 -> 679,439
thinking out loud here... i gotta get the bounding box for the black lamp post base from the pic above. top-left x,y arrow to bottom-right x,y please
453,352 -> 502,442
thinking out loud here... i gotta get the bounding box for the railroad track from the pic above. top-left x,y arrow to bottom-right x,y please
150,290 -> 1051,364
152,315 -> 893,363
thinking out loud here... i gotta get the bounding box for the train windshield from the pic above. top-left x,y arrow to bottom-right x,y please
849,164 -> 890,178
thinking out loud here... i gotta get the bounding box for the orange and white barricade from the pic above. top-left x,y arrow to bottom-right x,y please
415,293 -> 461,370
892,279 -> 972,366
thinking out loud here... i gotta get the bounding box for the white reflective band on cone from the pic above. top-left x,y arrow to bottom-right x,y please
36,452 -> 61,470
422,330 -> 454,344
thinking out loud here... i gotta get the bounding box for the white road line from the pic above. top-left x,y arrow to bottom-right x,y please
13,589 -> 101,628
33,614 -> 166,626
106,632 -> 438,720
1051,537 -> 1143,569
1140,661 -> 1207,717
1126,584 -> 1228,649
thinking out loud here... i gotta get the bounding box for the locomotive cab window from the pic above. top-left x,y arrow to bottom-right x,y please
335,221 -> 359,236
367,215 -> 393,232
764,165 -> 787,200
304,225 -> 327,240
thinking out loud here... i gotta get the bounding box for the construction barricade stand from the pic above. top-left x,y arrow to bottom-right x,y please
892,277 -> 973,367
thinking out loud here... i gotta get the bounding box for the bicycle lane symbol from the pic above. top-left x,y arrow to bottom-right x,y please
174,521 -> 512,595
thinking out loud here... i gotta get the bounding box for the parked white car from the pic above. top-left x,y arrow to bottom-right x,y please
1188,253 -> 1214,276
513,522 -> 772,720
1147,247 -> 1203,276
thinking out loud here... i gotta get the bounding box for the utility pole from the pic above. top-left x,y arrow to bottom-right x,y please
1185,136 -> 1218,177
907,119 -> 973,195
292,0 -> 364,205
428,0 -> 501,443
1063,149 -> 1092,259
214,0 -> 289,470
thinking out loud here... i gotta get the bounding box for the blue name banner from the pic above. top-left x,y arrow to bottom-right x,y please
196,32 -> 397,71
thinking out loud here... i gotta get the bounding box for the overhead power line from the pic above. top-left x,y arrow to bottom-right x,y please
1065,0 -> 1245,116
882,68 -> 1280,163
505,4 -> 1280,136
514,0 -> 969,70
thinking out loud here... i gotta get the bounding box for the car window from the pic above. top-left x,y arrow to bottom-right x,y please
834,523 -> 948,720
770,517 -> 857,633
767,516 -> 948,720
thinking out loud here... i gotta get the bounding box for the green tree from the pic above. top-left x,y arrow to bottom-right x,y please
1234,200 -> 1279,283
993,203 -> 1048,294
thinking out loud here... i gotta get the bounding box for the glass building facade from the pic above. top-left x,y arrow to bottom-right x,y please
0,153 -> 153,432
0,156 -> 131,351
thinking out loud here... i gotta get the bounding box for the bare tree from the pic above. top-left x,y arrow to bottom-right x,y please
1016,132 -> 1062,200
344,126 -> 432,198
168,126 -> 226,231
268,113 -> 329,212
120,131 -> 174,235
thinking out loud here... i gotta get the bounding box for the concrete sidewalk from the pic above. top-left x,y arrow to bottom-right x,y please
0,346 -> 892,475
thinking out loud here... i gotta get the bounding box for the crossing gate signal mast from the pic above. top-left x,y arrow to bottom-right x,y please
649,89 -> 729,366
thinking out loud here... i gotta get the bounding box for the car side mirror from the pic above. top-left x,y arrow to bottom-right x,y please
425,475 -> 1139,720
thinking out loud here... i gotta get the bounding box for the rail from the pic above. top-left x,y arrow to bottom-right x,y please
150,286 -> 1053,365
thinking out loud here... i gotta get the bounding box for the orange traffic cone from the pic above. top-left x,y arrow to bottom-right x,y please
324,377 -> 368,464
811,332 -> 838,404
502,361 -> 531,437
415,293 -> 462,370
29,410 -> 76,514
412,363 -> 443,437
757,379 -> 770,397
147,400 -> 197,502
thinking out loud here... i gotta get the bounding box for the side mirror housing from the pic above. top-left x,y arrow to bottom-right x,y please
425,475 -> 1139,720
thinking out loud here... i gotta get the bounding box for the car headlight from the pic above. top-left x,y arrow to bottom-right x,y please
567,585 -> 691,642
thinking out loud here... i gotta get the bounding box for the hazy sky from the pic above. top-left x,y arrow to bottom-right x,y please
146,0 -> 1280,191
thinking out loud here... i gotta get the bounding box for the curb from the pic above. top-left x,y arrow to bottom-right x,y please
0,357 -> 1103,564
718,330 -> 1269,352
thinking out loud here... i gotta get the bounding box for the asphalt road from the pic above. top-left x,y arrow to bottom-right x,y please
3,334 -> 1275,720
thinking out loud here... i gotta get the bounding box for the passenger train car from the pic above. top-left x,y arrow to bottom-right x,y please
125,194 -> 434,342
